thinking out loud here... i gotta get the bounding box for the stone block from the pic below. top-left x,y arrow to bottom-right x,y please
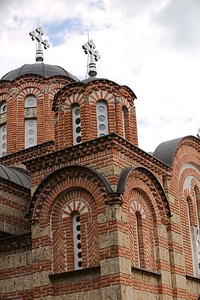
100,257 -> 131,276
32,245 -> 51,262
32,224 -> 50,239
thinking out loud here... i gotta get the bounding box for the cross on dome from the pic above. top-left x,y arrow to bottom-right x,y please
82,39 -> 101,77
29,26 -> 50,63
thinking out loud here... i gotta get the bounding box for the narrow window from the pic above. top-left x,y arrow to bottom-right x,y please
25,119 -> 37,148
195,188 -> 200,276
0,124 -> 6,157
0,102 -> 7,157
96,100 -> 108,137
188,197 -> 199,277
72,212 -> 82,270
136,212 -> 144,268
72,104 -> 82,145
122,106 -> 128,138
24,95 -> 37,108
0,102 -> 7,114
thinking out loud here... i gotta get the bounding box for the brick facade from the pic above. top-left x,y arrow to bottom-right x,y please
0,63 -> 199,300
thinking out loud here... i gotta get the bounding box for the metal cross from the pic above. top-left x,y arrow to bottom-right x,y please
29,27 -> 50,62
82,39 -> 101,77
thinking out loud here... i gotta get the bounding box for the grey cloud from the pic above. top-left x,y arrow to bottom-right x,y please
152,0 -> 200,50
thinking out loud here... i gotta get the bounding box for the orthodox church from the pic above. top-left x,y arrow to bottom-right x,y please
0,27 -> 199,300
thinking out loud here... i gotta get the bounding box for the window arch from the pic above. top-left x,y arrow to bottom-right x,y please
72,104 -> 82,145
52,193 -> 100,273
129,198 -> 156,271
72,211 -> 83,269
96,100 -> 108,137
136,211 -> 145,268
24,95 -> 37,149
187,194 -> 200,277
194,187 -> 200,276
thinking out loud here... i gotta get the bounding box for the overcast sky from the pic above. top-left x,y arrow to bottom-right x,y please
0,0 -> 199,152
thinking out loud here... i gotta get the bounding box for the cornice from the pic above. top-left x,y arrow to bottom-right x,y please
0,178 -> 30,196
0,140 -> 54,167
0,233 -> 31,252
23,133 -> 170,176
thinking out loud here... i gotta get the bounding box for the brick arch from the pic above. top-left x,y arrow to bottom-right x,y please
48,79 -> 73,99
53,79 -> 137,148
17,86 -> 44,102
89,90 -> 115,104
172,137 -> 200,172
16,79 -> 45,95
194,181 -> 200,221
29,165 -> 112,224
130,199 -> 146,219
129,189 -> 156,271
52,79 -> 136,112
180,167 -> 200,226
51,187 -> 100,273
65,93 -> 85,106
0,93 -> 10,102
118,166 -> 171,225
121,96 -> 133,108
179,167 -> 200,275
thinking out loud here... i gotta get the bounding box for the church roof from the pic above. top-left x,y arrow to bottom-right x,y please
1,63 -> 79,81
153,137 -> 185,167
0,164 -> 30,189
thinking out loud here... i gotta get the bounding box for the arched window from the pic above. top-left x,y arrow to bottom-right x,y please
0,101 -> 7,157
96,100 -> 108,137
187,195 -> 200,277
25,119 -> 37,148
24,95 -> 37,149
24,95 -> 37,108
52,194 -> 100,273
129,198 -> 156,271
0,124 -> 6,157
122,106 -> 128,139
194,187 -> 200,276
72,212 -> 83,269
0,101 -> 7,114
72,104 -> 82,145
136,212 -> 145,268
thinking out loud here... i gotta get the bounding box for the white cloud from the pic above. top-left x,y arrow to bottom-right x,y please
0,0 -> 199,152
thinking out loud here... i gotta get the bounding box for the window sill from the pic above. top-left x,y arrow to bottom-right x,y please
186,274 -> 200,282
131,266 -> 161,278
49,266 -> 100,283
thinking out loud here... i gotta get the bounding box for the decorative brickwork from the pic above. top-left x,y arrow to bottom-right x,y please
0,61 -> 199,300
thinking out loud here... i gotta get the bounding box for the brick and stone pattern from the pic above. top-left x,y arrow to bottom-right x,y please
0,71 -> 199,300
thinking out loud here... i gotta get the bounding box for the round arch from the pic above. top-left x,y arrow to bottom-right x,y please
117,166 -> 171,223
27,165 -> 113,223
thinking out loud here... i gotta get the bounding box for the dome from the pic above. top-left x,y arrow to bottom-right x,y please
0,164 -> 30,189
153,137 -> 184,167
1,63 -> 79,82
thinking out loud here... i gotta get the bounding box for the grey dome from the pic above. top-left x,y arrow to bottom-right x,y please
0,164 -> 30,189
1,63 -> 79,81
153,137 -> 184,167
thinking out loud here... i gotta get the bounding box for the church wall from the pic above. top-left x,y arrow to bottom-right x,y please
0,180 -> 30,236
0,234 -> 32,299
0,55 -> 199,299
164,140 -> 200,300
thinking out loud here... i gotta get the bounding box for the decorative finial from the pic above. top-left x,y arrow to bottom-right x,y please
82,39 -> 101,77
197,126 -> 200,139
29,26 -> 50,63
